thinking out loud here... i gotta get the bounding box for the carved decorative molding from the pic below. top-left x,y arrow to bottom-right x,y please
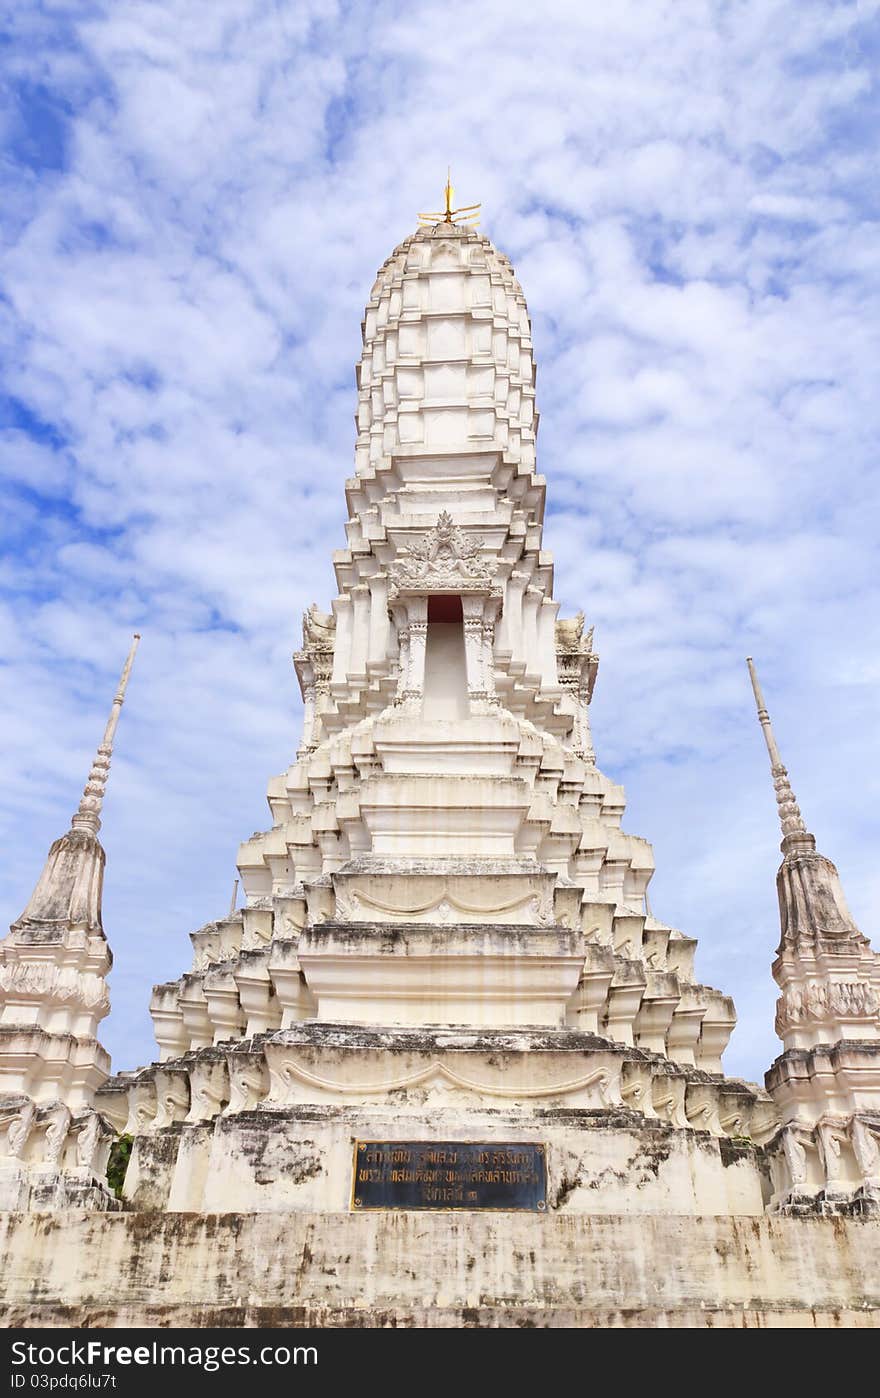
265,1056 -> 615,1107
187,1064 -> 228,1123
152,1073 -> 190,1130
42,1103 -> 72,1167
389,512 -> 497,594
775,980 -> 879,1035
73,1110 -> 103,1172
332,883 -> 555,926
301,603 -> 336,651
851,1115 -> 880,1179
225,1060 -> 267,1116
0,1100 -> 36,1160
123,1084 -> 156,1136
0,962 -> 109,1013
555,612 -> 594,655
769,1109 -> 880,1208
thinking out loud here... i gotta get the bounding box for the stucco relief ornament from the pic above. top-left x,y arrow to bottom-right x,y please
0,962 -> 108,1012
189,1067 -> 227,1121
42,1103 -> 72,1167
620,1078 -> 646,1109
390,512 -> 496,593
555,612 -> 594,655
850,1116 -> 880,1179
0,962 -> 43,997
225,1061 -> 267,1115
302,604 -> 336,652
332,889 -> 359,923
776,980 -> 879,1035
816,1119 -> 845,1186
123,1084 -> 157,1135
652,1081 -> 689,1130
534,888 -> 556,927
719,1109 -> 748,1139
781,1126 -> 808,1188
153,1081 -> 189,1130
133,1100 -> 156,1130
75,1110 -> 103,1172
2,1100 -> 36,1160
833,982 -> 879,1016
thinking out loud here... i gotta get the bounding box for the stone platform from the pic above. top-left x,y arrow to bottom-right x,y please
1,1210 -> 878,1328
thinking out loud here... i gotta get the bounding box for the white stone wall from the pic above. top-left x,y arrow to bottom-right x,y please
1,1210 -> 878,1327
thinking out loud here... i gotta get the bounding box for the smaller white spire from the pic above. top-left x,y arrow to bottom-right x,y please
0,635 -> 141,1115
9,633 -> 142,937
746,657 -> 812,852
748,661 -> 880,1167
71,635 -> 141,836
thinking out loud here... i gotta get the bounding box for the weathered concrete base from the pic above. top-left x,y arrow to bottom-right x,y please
1,1211 -> 878,1328
775,1185 -> 880,1218
0,1165 -> 119,1213
123,1104 -> 771,1217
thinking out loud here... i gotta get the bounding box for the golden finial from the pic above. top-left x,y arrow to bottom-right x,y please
418,167 -> 480,227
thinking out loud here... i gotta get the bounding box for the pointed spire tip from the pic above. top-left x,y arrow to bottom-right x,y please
746,656 -> 811,851
70,635 -> 140,836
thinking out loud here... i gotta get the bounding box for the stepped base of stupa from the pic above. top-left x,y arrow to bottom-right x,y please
1,1209 -> 879,1328
91,1022 -> 773,1215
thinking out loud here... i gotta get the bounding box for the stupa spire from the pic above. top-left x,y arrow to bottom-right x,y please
0,635 -> 141,1125
71,633 -> 141,836
12,635 -> 140,935
748,662 -> 880,1203
746,657 -> 812,854
746,655 -> 859,950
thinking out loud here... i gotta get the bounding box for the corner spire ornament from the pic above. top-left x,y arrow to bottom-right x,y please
0,634 -> 141,1121
11,634 -> 141,936
746,654 -> 877,1034
72,634 -> 141,836
747,660 -> 880,1206
418,167 -> 481,227
746,654 -> 859,945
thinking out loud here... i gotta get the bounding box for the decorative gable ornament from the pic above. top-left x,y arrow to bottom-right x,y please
300,604 -> 336,654
389,511 -> 497,597
555,611 -> 595,656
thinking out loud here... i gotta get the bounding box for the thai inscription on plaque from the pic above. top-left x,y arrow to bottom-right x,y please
352,1140 -> 547,1211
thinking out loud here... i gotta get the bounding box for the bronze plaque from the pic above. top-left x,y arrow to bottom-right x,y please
352,1140 -> 547,1211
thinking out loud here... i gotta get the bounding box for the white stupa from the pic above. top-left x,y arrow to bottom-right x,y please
1,186 -> 878,1326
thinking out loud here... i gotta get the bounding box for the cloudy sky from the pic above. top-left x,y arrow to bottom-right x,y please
2,0 -> 878,1083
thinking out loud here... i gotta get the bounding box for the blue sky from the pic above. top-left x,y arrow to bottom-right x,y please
1,0 -> 878,1082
